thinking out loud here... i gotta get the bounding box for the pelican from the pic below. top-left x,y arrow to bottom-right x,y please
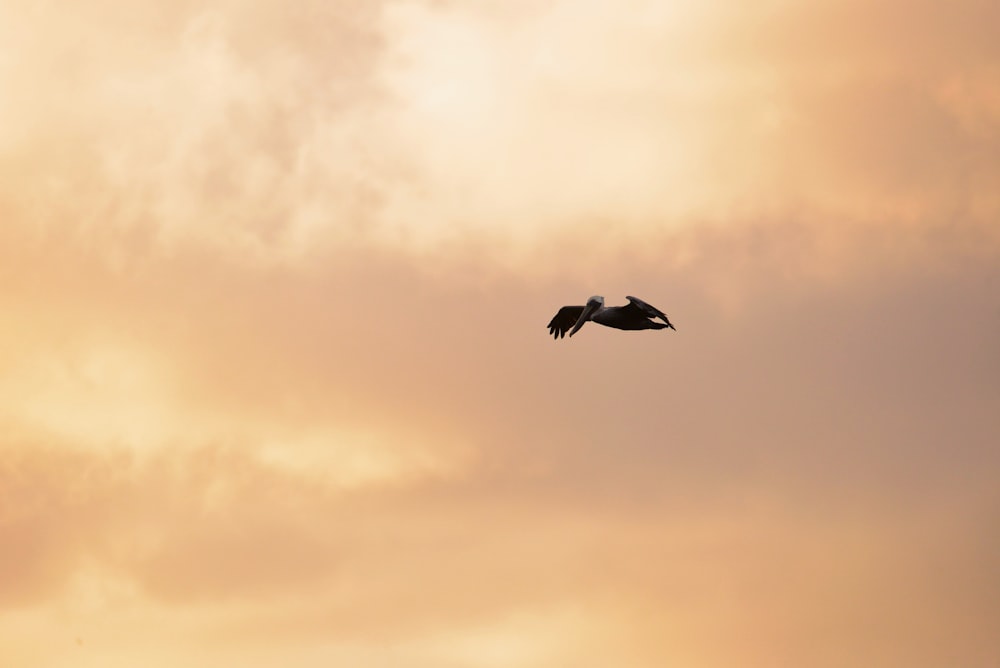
547,295 -> 676,339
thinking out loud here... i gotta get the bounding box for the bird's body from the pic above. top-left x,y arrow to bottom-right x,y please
547,295 -> 676,339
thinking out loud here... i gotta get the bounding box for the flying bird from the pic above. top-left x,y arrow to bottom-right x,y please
547,295 -> 676,339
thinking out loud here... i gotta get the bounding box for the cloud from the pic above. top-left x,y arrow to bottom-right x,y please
0,0 -> 394,259
1,430 -> 997,665
1,0 -> 998,665
3,0 -> 997,262
375,0 -> 1000,244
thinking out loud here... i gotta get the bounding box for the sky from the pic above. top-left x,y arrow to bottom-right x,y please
1,1 -> 998,666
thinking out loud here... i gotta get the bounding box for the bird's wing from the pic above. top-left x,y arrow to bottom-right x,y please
625,295 -> 675,328
547,305 -> 585,339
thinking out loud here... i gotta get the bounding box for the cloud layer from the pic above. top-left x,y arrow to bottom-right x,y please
1,1 -> 998,666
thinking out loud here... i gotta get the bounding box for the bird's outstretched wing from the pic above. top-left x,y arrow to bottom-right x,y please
547,305 -> 585,339
625,295 -> 676,330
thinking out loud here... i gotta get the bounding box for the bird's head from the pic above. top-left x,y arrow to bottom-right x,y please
570,296 -> 604,337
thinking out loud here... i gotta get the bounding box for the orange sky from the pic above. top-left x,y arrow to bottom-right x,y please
1,1 -> 998,666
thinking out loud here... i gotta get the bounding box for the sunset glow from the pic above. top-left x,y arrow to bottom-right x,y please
2,1 -> 998,666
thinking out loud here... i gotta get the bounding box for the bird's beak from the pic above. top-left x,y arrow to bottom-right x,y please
569,302 -> 599,337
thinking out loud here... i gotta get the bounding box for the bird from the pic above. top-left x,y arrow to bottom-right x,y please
547,295 -> 676,339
